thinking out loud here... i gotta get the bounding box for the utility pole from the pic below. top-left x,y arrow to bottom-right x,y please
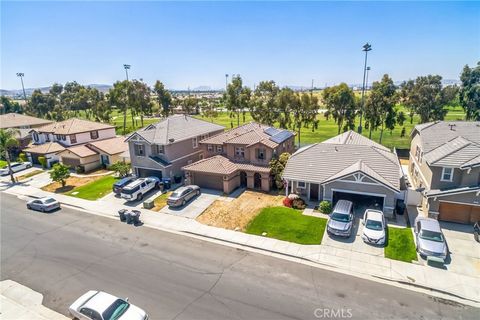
358,43 -> 372,134
16,73 -> 27,103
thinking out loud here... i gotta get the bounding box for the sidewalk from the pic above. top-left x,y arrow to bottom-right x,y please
2,182 -> 479,305
0,280 -> 69,320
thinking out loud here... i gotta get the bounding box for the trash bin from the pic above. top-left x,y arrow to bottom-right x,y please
131,210 -> 141,225
118,209 -> 127,222
143,199 -> 154,209
125,210 -> 132,224
162,178 -> 172,190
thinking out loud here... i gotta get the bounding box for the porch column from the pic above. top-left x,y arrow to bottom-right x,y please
291,180 -> 294,194
307,183 -> 311,201
285,180 -> 289,196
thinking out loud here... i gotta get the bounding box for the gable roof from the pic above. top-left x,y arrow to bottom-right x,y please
283,131 -> 401,191
33,118 -> 114,135
61,145 -> 98,158
413,121 -> 480,168
24,142 -> 66,154
87,136 -> 128,155
182,155 -> 270,175
126,115 -> 224,144
0,113 -> 52,129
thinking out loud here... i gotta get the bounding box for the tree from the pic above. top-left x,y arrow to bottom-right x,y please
109,161 -> 131,177
459,62 -> 480,120
225,75 -> 250,127
28,89 -> 52,118
250,81 -> 280,126
0,129 -> 20,183
322,83 -> 357,134
399,80 -> 416,124
153,81 -> 172,117
50,163 -> 70,187
269,152 -> 290,189
129,80 -> 151,127
108,81 -> 130,134
201,99 -> 220,122
1,96 -> 23,114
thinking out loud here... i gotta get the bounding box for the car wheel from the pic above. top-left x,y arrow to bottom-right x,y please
182,200 -> 186,206
196,190 -> 200,196
41,207 -> 45,213
474,233 -> 479,242
137,193 -> 143,201
26,204 -> 31,210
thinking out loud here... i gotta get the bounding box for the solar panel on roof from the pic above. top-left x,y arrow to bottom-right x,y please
264,127 -> 280,136
269,130 -> 294,143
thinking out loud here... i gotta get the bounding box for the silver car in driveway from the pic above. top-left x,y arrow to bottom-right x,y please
26,197 -> 60,212
167,185 -> 201,207
327,200 -> 354,237
0,162 -> 32,175
414,217 -> 448,263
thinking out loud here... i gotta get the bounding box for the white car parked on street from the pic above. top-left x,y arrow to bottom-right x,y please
0,162 -> 32,175
69,290 -> 148,320
361,209 -> 386,245
120,177 -> 160,201
26,197 -> 60,212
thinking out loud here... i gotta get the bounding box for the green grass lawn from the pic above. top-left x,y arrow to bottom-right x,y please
245,206 -> 327,245
384,227 -> 418,263
66,175 -> 117,200
16,169 -> 44,181
152,191 -> 172,211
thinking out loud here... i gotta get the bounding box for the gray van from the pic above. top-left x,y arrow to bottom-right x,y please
327,200 -> 354,237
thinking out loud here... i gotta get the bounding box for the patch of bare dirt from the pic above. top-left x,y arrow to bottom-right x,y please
197,190 -> 284,231
41,175 -> 105,194
399,159 -> 410,165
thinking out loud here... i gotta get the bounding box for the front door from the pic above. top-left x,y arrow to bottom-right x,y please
254,173 -> 262,189
240,171 -> 247,187
101,154 -> 110,166
310,183 -> 319,200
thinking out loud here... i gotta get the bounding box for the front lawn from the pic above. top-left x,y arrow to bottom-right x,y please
151,191 -> 172,211
245,206 -> 327,245
66,175 -> 117,200
384,227 -> 418,263
0,160 -> 7,168
16,170 -> 44,181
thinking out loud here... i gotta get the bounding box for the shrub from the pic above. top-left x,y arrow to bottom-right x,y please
75,165 -> 85,174
292,198 -> 306,210
38,156 -> 47,169
283,197 -> 293,208
18,153 -> 28,162
109,161 -> 130,177
319,200 -> 332,214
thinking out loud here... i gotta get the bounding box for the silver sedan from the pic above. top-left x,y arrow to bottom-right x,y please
26,197 -> 60,212
167,185 -> 201,207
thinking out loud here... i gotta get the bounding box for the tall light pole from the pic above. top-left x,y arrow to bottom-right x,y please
122,64 -> 131,135
123,64 -> 131,81
365,66 -> 371,90
358,43 -> 372,134
16,73 -> 27,103
225,74 -> 229,91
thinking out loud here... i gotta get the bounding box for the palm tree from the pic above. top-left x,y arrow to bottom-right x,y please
0,129 -> 20,183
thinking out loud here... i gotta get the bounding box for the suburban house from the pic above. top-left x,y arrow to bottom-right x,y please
283,130 -> 403,216
0,113 -> 53,149
183,122 -> 295,194
23,118 -> 127,171
126,115 -> 225,179
409,121 -> 480,224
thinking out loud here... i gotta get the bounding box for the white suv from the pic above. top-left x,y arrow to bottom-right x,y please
121,177 -> 160,201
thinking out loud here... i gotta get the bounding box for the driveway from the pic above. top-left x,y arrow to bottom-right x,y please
159,188 -> 222,219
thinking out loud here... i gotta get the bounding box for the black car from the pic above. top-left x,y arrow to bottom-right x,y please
113,176 -> 136,196
474,221 -> 480,243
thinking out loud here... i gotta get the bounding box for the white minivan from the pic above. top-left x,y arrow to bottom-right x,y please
121,177 -> 160,201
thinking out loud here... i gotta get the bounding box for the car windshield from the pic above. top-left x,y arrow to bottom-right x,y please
420,230 -> 444,242
102,299 -> 130,320
44,198 -> 56,204
170,192 -> 181,198
330,212 -> 350,222
365,219 -> 383,231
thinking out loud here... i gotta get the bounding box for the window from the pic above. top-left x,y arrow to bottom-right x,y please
70,134 -> 77,144
192,137 -> 198,148
33,132 -> 39,142
235,147 -> 245,158
415,145 -> 422,163
45,134 -> 50,142
199,153 -> 204,160
297,181 -> 306,189
61,135 -> 66,141
207,144 -> 213,152
216,145 -> 223,153
153,144 -> 164,154
414,167 -> 419,178
201,134 -> 208,140
257,148 -> 266,160
90,130 -> 99,139
441,167 -> 453,182
134,144 -> 145,156
55,134 -> 61,140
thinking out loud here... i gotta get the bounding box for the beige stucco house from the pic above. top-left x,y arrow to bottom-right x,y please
183,122 -> 295,194
283,131 -> 403,216
409,121 -> 480,224
0,113 -> 53,149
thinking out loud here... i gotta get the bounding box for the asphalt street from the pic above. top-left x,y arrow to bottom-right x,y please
1,193 -> 478,320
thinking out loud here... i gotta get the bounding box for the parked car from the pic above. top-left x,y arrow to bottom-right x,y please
0,162 -> 32,176
113,176 -> 136,196
361,209 -> 386,245
167,185 -> 201,207
327,200 -> 354,237
26,197 -> 60,212
474,221 -> 480,243
414,217 -> 448,263
69,290 -> 148,320
121,177 -> 160,201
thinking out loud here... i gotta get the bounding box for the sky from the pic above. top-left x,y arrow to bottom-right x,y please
1,1 -> 479,90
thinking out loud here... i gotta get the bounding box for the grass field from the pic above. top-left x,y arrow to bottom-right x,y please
384,227 -> 418,263
246,206 -> 327,245
0,160 -> 7,168
66,175 -> 117,200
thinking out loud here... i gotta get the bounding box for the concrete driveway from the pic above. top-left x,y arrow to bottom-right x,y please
159,188 -> 222,219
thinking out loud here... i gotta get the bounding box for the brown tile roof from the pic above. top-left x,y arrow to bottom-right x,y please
88,136 -> 128,155
34,118 -> 114,135
0,113 -> 52,129
62,145 -> 98,158
182,155 -> 271,175
24,142 -> 65,154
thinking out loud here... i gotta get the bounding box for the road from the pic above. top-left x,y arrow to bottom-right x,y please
1,193 -> 477,320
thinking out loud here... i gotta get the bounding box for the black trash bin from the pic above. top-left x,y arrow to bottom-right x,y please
131,210 -> 141,225
162,178 -> 172,190
118,209 -> 127,222
125,211 -> 132,224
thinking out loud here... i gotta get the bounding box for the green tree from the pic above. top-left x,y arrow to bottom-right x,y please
0,129 -> 20,183
108,81 -> 130,134
109,161 -> 131,177
153,80 -> 172,117
129,80 -> 151,127
50,163 -> 70,187
322,83 -> 357,134
399,80 -> 416,124
269,152 -> 290,189
459,62 -> 480,120
0,96 -> 23,114
250,81 -> 280,126
225,75 -> 250,127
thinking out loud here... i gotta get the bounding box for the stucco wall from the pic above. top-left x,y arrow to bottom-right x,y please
428,192 -> 480,212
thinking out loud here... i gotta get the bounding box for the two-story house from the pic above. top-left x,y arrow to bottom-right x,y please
183,122 -> 295,194
0,113 -> 53,149
409,121 -> 480,224
24,118 -> 125,171
125,115 -> 225,179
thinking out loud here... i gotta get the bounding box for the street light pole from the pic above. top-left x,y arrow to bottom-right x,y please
365,66 -> 371,91
16,73 -> 27,103
123,64 -> 131,81
225,74 -> 229,91
358,43 -> 372,134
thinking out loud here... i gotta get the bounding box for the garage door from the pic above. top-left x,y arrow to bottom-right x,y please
439,202 -> 480,224
136,168 -> 163,179
194,173 -> 223,191
333,191 -> 384,213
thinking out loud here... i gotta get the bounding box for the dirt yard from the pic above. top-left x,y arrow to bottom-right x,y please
399,158 -> 410,165
42,175 -> 105,194
197,190 -> 284,231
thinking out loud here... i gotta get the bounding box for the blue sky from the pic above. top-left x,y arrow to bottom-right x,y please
1,1 -> 479,90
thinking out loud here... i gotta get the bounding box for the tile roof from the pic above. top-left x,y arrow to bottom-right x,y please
24,142 -> 66,154
128,115 -> 224,144
323,130 -> 390,151
62,145 -> 98,158
87,136 -> 128,155
0,113 -> 52,129
34,118 -> 114,135
182,155 -> 270,175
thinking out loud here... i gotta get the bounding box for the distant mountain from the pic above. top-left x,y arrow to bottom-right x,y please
0,84 -> 112,98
